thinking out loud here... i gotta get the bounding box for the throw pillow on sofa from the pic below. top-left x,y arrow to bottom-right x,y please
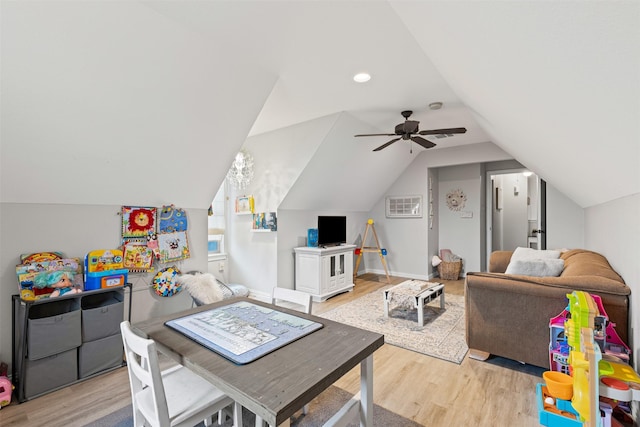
504,258 -> 565,277
510,246 -> 561,261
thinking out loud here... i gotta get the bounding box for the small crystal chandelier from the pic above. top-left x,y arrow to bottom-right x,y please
226,149 -> 254,189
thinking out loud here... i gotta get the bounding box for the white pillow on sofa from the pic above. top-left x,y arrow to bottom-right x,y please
505,259 -> 565,277
510,246 -> 561,261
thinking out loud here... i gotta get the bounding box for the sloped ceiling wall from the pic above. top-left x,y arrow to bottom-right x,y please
391,1 -> 640,207
1,1 -> 276,208
280,112 -> 428,212
2,1 -> 638,212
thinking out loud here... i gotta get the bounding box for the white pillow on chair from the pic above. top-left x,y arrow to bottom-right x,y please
178,273 -> 224,305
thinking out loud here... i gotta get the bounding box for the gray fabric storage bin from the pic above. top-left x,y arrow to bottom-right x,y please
27,300 -> 81,360
81,291 -> 124,342
24,348 -> 78,399
78,333 -> 123,378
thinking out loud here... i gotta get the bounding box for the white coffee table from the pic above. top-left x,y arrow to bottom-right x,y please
383,280 -> 445,326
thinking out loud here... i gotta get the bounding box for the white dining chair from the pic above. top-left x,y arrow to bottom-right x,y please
120,321 -> 242,427
254,288 -> 313,427
271,287 -> 312,315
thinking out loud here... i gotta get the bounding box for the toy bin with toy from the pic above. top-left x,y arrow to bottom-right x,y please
84,249 -> 127,290
84,269 -> 128,291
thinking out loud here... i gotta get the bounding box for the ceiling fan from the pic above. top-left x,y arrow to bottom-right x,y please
355,110 -> 467,152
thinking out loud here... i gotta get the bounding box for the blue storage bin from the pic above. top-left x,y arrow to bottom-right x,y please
84,269 -> 128,291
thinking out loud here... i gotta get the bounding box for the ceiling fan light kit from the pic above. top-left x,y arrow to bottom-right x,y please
354,110 -> 467,152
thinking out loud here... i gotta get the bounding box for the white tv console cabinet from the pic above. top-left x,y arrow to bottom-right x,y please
294,245 -> 356,302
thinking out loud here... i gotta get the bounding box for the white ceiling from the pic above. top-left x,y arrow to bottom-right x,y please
1,1 -> 638,209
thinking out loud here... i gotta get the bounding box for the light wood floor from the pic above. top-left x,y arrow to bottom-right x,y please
1,274 -> 546,427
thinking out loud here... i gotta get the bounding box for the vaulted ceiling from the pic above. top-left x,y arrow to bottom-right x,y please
2,1 -> 638,210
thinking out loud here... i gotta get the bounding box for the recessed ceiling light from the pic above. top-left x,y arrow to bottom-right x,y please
429,102 -> 443,110
353,73 -> 371,83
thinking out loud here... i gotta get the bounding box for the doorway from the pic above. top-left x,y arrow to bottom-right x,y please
485,169 -> 546,269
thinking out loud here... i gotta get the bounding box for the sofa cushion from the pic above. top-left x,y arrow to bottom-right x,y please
561,249 -> 625,283
511,246 -> 561,261
505,259 -> 565,277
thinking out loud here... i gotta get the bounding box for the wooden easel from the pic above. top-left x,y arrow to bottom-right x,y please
354,219 -> 391,283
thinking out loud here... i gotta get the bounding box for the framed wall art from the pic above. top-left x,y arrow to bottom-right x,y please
123,241 -> 154,273
235,195 -> 254,215
158,231 -> 190,262
122,206 -> 157,238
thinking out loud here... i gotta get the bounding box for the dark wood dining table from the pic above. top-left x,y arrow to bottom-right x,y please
133,297 -> 384,427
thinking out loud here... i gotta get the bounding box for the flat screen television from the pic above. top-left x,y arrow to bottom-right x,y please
317,216 -> 347,247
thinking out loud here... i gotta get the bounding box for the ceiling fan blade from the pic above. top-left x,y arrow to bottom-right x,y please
354,133 -> 398,137
418,127 -> 467,136
410,136 -> 436,149
373,138 -> 401,152
403,120 -> 419,134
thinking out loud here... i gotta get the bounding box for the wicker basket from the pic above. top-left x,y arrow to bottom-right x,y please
438,260 -> 462,280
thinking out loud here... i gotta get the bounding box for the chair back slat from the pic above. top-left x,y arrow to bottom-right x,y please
272,287 -> 312,314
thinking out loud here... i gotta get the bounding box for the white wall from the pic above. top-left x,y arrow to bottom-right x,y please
499,173 -> 529,250
0,203 -> 208,370
584,193 -> 640,367
366,157 -> 430,280
546,182 -> 584,250
226,116 -> 336,296
366,142 -> 512,279
437,164 -> 482,275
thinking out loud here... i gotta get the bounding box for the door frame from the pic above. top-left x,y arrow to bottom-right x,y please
484,168 -> 545,270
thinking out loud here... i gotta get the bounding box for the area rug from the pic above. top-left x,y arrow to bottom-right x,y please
84,385 -> 421,427
319,284 -> 468,364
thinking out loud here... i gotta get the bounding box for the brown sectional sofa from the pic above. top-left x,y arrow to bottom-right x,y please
465,249 -> 630,368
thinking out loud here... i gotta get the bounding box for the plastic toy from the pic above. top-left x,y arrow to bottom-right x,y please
147,231 -> 161,259
549,313 -> 571,374
33,270 -> 81,297
539,291 -> 600,426
354,219 -> 390,283
540,291 -> 640,427
152,267 -> 182,297
85,249 -> 124,272
0,376 -> 13,408
550,293 -> 631,374
15,256 -> 83,300
598,359 -> 640,403
84,249 -> 128,290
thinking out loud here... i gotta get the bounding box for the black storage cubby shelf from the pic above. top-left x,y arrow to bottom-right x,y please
12,285 -> 130,402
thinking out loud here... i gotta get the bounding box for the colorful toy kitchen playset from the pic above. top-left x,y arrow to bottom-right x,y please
84,249 -> 128,290
538,291 -> 639,427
